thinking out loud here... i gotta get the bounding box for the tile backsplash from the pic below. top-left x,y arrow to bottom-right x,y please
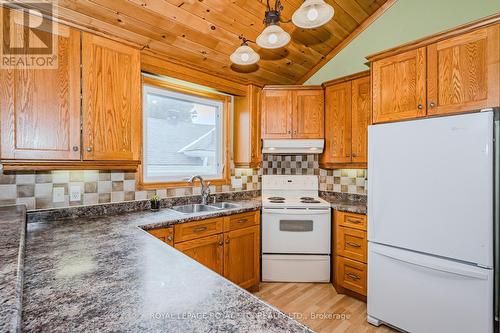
262,154 -> 367,195
0,167 -> 261,211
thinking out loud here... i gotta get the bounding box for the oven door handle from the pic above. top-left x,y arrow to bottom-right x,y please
262,208 -> 331,215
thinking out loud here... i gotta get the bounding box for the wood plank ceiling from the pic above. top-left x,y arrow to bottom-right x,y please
21,0 -> 389,86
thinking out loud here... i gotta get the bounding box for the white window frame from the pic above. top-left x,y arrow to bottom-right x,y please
142,83 -> 226,184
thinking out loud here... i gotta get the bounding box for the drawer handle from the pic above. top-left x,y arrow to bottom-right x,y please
237,218 -> 248,224
346,273 -> 360,281
346,218 -> 362,224
193,226 -> 208,233
166,235 -> 173,241
346,242 -> 361,248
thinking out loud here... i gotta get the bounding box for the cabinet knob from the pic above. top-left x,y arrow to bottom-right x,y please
86,147 -> 92,152
352,153 -> 358,157
225,239 -> 230,244
429,102 -> 436,108
167,235 -> 173,241
72,146 -> 79,152
287,130 -> 291,134
218,241 -> 224,246
417,104 -> 423,110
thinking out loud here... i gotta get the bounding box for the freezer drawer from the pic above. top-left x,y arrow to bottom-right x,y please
262,254 -> 330,282
368,243 -> 493,333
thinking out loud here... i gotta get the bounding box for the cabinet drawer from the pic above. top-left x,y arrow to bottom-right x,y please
336,256 -> 367,296
336,226 -> 367,263
224,211 -> 260,232
147,227 -> 174,246
174,217 -> 223,243
336,210 -> 367,231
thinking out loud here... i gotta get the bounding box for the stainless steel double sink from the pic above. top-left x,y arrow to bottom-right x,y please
171,202 -> 240,214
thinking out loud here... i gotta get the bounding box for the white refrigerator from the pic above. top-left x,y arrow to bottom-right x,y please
367,111 -> 497,333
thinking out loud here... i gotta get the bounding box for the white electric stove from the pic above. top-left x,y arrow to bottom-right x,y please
261,175 -> 331,282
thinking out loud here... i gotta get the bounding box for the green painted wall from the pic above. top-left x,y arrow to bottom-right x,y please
305,0 -> 500,84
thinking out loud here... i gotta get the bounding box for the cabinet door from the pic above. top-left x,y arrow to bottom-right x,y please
234,85 -> 261,168
82,33 -> 141,161
0,25 -> 80,160
372,47 -> 427,123
321,82 -> 352,165
292,89 -> 324,139
249,85 -> 262,167
427,25 -> 500,116
175,234 -> 224,275
147,227 -> 174,246
351,76 -> 371,163
261,89 -> 292,138
224,225 -> 260,289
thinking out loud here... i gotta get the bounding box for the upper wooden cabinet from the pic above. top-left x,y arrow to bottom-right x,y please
427,25 -> 499,116
234,85 -> 262,168
321,72 -> 371,168
292,89 -> 325,139
82,33 -> 141,161
370,21 -> 500,124
261,86 -> 324,139
0,26 -> 81,160
372,47 -> 427,123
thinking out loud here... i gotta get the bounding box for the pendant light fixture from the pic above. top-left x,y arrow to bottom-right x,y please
292,0 -> 334,29
256,0 -> 291,49
230,37 -> 260,65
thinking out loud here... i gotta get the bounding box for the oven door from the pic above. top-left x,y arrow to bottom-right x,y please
262,207 -> 331,254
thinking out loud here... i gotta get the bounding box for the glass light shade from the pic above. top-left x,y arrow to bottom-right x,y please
256,24 -> 291,49
230,44 -> 260,65
292,0 -> 334,29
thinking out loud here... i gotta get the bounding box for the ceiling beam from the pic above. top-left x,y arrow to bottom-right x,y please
295,0 -> 397,84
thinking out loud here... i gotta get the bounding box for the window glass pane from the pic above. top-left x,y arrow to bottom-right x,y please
143,84 -> 224,183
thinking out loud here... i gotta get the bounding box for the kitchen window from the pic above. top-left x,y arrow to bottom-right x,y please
141,77 -> 230,187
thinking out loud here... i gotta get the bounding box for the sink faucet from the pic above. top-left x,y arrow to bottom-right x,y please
188,175 -> 211,205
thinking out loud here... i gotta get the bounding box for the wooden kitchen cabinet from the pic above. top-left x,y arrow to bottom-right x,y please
147,227 -> 174,246
261,89 -> 292,138
175,234 -> 224,275
292,89 -> 324,139
321,72 -> 370,168
427,25 -> 499,116
0,25 -> 81,161
234,85 -> 262,168
371,47 -> 427,124
82,32 -> 141,161
333,210 -> 367,300
224,225 -> 260,289
369,20 -> 500,124
261,86 -> 324,139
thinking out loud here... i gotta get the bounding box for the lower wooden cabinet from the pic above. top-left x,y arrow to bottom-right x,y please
333,210 -> 367,300
149,210 -> 260,290
175,234 -> 224,275
224,225 -> 260,289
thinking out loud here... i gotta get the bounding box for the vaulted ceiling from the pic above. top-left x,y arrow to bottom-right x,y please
25,0 -> 390,86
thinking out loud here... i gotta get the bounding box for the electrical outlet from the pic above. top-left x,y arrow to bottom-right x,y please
70,185 -> 81,202
232,178 -> 243,189
53,187 -> 65,203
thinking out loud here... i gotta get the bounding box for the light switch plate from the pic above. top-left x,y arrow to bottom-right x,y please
53,187 -> 65,203
70,185 -> 81,202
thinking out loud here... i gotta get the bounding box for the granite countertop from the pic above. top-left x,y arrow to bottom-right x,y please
0,205 -> 26,333
21,200 -> 313,333
319,192 -> 367,214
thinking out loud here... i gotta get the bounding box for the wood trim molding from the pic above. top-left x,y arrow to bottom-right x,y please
263,85 -> 323,90
296,0 -> 397,84
0,160 -> 141,171
137,78 -> 232,190
141,53 -> 249,96
322,70 -> 371,87
320,162 -> 367,170
366,12 -> 500,62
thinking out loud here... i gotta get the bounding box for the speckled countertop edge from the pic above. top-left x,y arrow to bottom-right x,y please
0,205 -> 26,333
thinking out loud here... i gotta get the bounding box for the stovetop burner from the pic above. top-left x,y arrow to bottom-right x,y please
269,200 -> 285,203
300,197 -> 315,201
268,197 -> 285,201
301,200 -> 321,203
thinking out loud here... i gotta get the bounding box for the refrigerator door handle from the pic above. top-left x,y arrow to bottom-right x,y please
372,248 -> 490,280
